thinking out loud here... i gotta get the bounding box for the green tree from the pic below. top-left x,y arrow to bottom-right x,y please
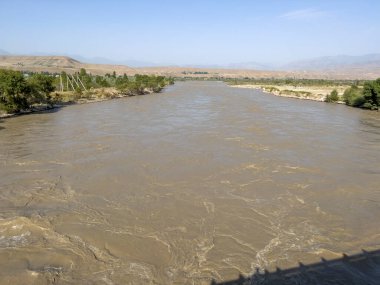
79,68 -> 87,77
77,69 -> 93,89
0,69 -> 30,113
362,79 -> 380,109
95,75 -> 110,87
28,73 -> 55,105
115,75 -> 129,91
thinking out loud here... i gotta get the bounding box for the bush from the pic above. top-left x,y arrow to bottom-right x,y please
343,86 -> 363,106
52,92 -> 63,104
362,102 -> 374,109
353,95 -> 366,107
325,89 -> 339,102
342,79 -> 380,109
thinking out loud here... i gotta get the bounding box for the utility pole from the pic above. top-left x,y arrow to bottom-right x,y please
67,76 -> 75,91
59,75 -> 64,92
76,74 -> 87,91
70,74 -> 80,88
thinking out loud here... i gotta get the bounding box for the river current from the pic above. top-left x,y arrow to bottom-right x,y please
0,81 -> 379,284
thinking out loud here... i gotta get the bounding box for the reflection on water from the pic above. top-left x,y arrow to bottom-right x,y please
0,81 -> 379,284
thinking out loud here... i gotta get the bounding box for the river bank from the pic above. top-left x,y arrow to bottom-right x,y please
230,84 -> 348,102
0,69 -> 175,119
0,87 -> 159,119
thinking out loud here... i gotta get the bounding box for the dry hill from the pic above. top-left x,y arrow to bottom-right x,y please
0,56 -> 138,75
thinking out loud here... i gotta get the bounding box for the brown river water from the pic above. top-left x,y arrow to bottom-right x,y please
0,81 -> 380,284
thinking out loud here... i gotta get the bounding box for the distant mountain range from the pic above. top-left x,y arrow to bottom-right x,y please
186,62 -> 274,70
281,54 -> 380,71
0,49 -> 10,55
1,48 -> 380,71
176,54 -> 380,72
70,55 -> 162,67
0,49 -> 160,67
221,54 -> 380,71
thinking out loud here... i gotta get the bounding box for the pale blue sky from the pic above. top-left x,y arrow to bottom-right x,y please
0,0 -> 379,65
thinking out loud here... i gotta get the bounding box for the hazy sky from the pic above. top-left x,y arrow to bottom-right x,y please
1,0 -> 379,65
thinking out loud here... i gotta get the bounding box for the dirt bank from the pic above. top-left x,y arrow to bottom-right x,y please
231,84 -> 348,102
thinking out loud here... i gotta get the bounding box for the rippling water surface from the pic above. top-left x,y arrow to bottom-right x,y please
0,81 -> 380,284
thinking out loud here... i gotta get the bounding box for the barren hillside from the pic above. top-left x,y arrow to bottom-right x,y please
0,56 -> 138,75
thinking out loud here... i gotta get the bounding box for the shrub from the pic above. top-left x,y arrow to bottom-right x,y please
325,89 -> 339,102
353,95 -> 366,107
343,86 -> 363,106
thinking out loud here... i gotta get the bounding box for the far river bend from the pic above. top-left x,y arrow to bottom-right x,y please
0,81 -> 379,284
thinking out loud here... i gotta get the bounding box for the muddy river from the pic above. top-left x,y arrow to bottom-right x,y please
0,81 -> 379,284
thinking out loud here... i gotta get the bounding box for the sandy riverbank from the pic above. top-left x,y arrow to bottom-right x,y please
231,84 -> 348,102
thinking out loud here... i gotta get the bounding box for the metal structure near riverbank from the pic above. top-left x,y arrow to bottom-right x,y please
59,74 -> 87,92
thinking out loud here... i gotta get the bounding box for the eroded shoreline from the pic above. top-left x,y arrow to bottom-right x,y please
230,84 -> 346,102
